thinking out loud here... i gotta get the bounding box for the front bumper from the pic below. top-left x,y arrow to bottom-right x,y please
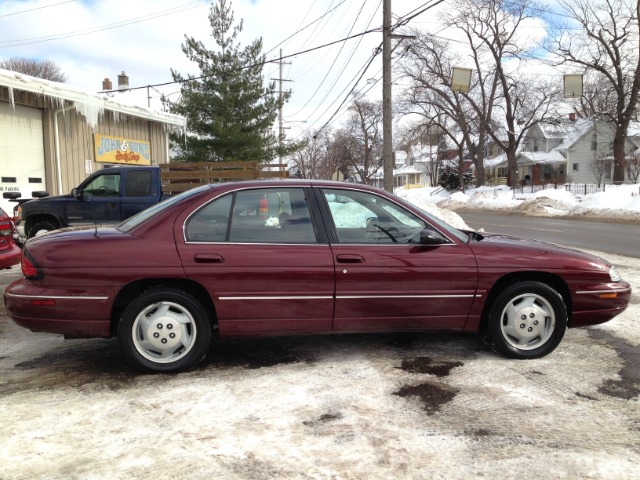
571,280 -> 632,327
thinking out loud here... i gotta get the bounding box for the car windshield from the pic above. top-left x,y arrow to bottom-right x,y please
118,185 -> 211,232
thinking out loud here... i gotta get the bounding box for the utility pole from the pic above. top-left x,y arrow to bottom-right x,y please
271,49 -> 292,165
382,0 -> 393,193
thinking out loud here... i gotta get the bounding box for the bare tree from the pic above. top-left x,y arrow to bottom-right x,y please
626,151 -> 640,184
0,57 -> 67,82
549,0 -> 640,183
397,123 -> 447,187
398,0 -> 562,188
589,151 -> 611,187
332,99 -> 383,184
397,31 -> 483,188
443,0 -> 562,187
289,130 -> 345,180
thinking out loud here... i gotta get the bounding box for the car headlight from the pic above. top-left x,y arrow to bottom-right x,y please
609,265 -> 622,282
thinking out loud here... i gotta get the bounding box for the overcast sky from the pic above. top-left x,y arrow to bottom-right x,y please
0,0 -> 564,140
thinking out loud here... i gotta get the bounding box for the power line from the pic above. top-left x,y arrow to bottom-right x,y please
266,0 -> 347,57
0,0 -> 208,48
0,0 -> 77,18
288,0 -> 380,118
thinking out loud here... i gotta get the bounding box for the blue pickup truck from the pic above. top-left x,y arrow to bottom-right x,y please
10,166 -> 167,240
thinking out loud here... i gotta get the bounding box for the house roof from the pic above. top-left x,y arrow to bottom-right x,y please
0,68 -> 186,131
537,121 -> 577,139
517,150 -> 566,165
553,118 -> 593,152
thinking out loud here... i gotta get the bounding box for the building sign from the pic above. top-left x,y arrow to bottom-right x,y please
94,134 -> 151,165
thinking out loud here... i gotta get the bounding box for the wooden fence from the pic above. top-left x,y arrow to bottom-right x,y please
158,161 -> 288,194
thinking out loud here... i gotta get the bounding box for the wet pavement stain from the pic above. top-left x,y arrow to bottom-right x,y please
202,337 -> 316,370
589,329 -> 640,400
393,382 -> 459,415
303,412 -> 342,427
399,356 -> 463,377
2,340 -> 137,395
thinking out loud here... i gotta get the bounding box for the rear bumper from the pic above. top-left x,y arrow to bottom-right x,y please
4,279 -> 113,338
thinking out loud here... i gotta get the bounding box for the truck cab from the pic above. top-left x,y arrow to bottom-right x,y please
16,166 -> 164,239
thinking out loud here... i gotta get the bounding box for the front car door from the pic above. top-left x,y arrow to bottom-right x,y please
317,187 -> 479,332
177,185 -> 336,336
66,172 -> 122,226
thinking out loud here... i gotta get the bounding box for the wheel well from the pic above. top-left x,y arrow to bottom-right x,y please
109,279 -> 218,337
479,272 -> 572,332
25,215 -> 60,233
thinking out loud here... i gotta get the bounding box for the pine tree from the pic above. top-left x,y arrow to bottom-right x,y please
166,0 -> 282,163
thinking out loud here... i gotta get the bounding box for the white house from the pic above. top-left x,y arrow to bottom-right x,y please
484,116 -> 640,186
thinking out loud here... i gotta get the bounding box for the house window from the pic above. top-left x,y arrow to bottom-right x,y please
604,161 -> 612,181
591,133 -> 597,151
572,163 -> 579,172
533,139 -> 539,152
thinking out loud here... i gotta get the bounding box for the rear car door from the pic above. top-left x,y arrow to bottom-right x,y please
177,186 -> 336,336
318,187 -> 479,332
120,169 -> 159,219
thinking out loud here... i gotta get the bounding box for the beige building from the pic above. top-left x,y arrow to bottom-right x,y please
0,69 -> 185,215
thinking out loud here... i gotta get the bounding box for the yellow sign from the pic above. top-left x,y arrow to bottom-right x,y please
94,134 -> 151,165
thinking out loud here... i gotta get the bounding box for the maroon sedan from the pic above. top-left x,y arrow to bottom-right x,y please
0,207 -> 21,270
4,180 -> 631,373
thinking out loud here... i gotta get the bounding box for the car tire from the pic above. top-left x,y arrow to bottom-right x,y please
487,281 -> 567,359
27,220 -> 58,239
117,287 -> 212,373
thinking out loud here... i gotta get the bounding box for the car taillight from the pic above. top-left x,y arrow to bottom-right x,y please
0,221 -> 12,236
21,249 -> 44,280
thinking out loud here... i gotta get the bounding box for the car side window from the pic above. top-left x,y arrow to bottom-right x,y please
322,188 -> 431,244
124,170 -> 152,196
185,188 -> 317,244
185,193 -> 232,242
83,173 -> 121,197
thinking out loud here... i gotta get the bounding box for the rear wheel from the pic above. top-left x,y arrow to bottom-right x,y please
487,281 -> 567,359
117,287 -> 212,373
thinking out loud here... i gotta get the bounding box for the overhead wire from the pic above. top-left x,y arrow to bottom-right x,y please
0,0 -> 208,48
301,0 -> 447,137
287,0 -> 380,118
0,0 -> 77,18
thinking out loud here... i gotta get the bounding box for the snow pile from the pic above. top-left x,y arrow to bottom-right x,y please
402,184 -> 640,223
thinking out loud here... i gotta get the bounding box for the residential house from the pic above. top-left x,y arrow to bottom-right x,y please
485,116 -> 640,186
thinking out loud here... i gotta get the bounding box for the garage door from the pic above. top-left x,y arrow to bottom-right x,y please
0,102 -> 46,216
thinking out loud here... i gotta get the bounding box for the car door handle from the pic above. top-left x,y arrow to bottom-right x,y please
109,202 -> 118,208
194,253 -> 224,263
336,254 -> 365,263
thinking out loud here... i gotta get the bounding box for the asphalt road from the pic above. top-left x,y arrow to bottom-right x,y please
457,211 -> 640,258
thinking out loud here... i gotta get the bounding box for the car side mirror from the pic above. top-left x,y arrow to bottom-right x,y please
71,187 -> 82,198
420,228 -> 448,245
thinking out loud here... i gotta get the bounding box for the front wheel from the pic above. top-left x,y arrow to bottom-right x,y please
487,281 -> 567,359
27,220 -> 58,239
118,287 -> 212,373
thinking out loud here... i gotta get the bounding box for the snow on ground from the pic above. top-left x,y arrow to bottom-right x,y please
397,184 -> 640,226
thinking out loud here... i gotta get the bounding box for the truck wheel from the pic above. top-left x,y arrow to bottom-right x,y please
117,287 -> 212,373
27,220 -> 58,239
